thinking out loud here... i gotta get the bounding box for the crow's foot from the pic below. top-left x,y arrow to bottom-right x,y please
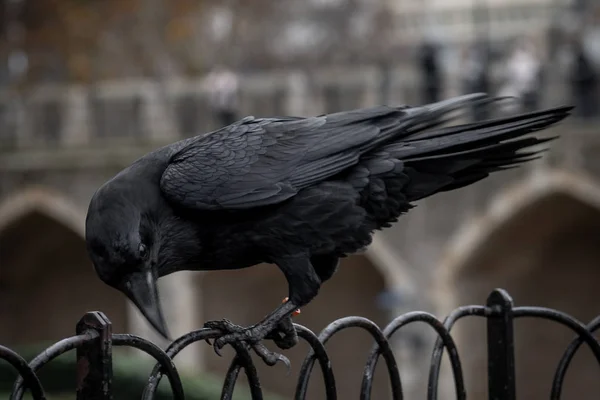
204,318 -> 296,370
203,300 -> 301,368
266,315 -> 298,350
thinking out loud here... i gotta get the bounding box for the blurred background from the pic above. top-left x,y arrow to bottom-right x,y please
1,0 -> 600,399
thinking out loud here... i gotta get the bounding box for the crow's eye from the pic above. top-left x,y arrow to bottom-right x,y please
138,243 -> 149,260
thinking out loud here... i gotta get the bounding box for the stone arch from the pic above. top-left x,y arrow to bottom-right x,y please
0,186 -> 85,237
200,237 -> 411,400
436,171 -> 600,399
0,187 -> 128,346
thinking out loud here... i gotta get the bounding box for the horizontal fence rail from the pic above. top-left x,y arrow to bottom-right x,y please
1,288 -> 600,399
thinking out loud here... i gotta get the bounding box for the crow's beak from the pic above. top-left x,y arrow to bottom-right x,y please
120,270 -> 170,340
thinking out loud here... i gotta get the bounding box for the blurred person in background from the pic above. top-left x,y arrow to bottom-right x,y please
419,40 -> 442,104
498,37 -> 543,113
573,7 -> 600,119
459,42 -> 490,121
204,65 -> 240,127
569,36 -> 598,119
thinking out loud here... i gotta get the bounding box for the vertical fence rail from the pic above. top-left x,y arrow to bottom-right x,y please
75,312 -> 113,400
486,289 -> 517,400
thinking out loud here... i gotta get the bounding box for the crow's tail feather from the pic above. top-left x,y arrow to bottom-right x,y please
380,96 -> 572,201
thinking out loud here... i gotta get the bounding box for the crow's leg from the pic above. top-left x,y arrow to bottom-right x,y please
205,256 -> 320,364
266,254 -> 335,350
265,305 -> 299,350
263,254 -> 340,349
311,253 -> 340,283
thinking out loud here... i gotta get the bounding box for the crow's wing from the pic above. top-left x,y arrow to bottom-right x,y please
160,107 -> 411,210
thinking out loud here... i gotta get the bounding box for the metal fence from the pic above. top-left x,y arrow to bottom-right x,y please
1,288 -> 599,400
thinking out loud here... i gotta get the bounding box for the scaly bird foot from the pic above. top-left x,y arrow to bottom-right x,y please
266,315 -> 298,350
204,319 -> 293,370
265,297 -> 300,350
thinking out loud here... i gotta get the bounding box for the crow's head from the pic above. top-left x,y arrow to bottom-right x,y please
85,180 -> 170,339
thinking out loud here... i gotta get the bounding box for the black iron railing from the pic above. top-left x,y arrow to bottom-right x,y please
1,288 -> 600,400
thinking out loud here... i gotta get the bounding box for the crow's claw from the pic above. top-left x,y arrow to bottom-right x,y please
267,315 -> 298,350
203,317 -> 296,369
204,319 -> 247,357
271,334 -> 298,350
252,343 -> 291,373
213,343 -> 223,357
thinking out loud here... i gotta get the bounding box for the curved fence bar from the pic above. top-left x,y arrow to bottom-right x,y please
1,290 -> 600,399
143,328 -> 220,399
0,345 -> 46,400
112,334 -> 185,400
325,317 -> 402,400
551,315 -> 600,399
359,311 -> 466,400
11,331 -> 99,400
219,341 -> 263,400
512,308 -> 600,400
296,316 -> 400,400
294,324 -> 337,400
221,356 -> 244,400
427,305 -> 486,400
512,307 -> 600,363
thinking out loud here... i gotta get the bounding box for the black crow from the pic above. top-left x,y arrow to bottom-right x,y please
85,94 -> 571,364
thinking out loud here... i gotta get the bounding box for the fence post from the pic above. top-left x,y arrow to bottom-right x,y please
76,312 -> 113,400
486,289 -> 516,400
